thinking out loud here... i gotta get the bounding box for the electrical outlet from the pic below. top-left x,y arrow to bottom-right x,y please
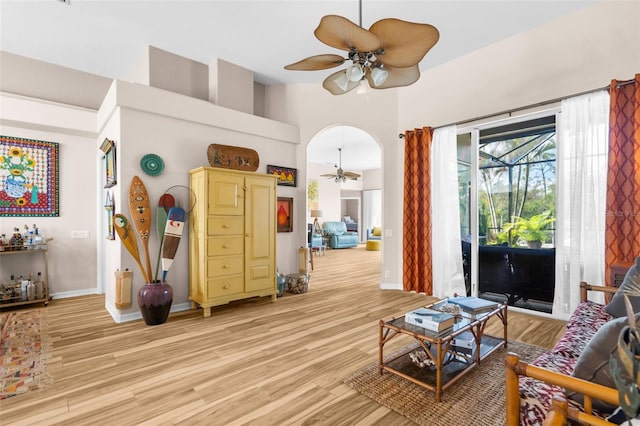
71,230 -> 89,239
384,270 -> 390,278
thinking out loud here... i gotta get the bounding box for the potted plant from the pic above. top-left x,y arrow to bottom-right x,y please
505,210 -> 555,249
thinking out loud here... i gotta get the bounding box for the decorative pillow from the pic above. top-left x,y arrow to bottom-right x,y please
567,313 -> 640,413
372,227 -> 382,236
605,257 -> 640,318
343,216 -> 353,223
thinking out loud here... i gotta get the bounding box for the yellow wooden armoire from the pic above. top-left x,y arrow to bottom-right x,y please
189,167 -> 277,317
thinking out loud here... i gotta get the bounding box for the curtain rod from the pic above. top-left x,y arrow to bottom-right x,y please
399,77 -> 636,139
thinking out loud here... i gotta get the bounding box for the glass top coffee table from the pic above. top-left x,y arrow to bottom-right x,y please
378,299 -> 507,402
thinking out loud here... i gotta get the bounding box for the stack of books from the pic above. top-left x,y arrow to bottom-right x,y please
447,296 -> 499,314
404,308 -> 455,333
451,331 -> 476,355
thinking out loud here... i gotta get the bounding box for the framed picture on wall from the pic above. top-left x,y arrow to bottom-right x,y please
267,164 -> 297,187
100,138 -> 117,188
0,135 -> 60,217
277,197 -> 293,232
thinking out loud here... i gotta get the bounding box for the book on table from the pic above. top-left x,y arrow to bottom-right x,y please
451,331 -> 476,355
404,308 -> 455,332
447,296 -> 499,313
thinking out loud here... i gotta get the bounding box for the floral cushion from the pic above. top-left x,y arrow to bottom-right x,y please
552,323 -> 600,359
519,351 -> 576,426
565,300 -> 611,332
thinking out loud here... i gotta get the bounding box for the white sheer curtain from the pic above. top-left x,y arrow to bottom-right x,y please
362,189 -> 381,232
554,90 -> 609,319
432,125 -> 466,298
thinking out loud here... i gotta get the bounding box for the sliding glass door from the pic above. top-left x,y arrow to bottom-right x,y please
458,113 -> 558,313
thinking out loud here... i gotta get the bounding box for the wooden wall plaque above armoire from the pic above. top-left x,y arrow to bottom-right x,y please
189,167 -> 277,317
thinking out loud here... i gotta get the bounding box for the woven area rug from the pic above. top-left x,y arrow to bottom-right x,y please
344,340 -> 545,426
0,309 -> 52,399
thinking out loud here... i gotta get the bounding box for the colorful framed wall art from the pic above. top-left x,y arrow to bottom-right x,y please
100,138 -> 117,188
267,164 -> 297,187
277,197 -> 293,232
0,135 -> 59,217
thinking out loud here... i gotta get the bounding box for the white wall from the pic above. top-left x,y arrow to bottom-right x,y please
265,0 -> 640,292
266,84 -> 400,287
98,80 -> 300,321
398,1 -> 640,129
307,162 -> 342,224
1,0 -> 638,315
0,93 -> 99,298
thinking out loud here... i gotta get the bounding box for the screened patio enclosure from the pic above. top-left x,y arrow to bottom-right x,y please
459,115 -> 557,313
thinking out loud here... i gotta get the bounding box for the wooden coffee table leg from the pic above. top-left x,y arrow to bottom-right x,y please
378,320 -> 384,375
503,305 -> 508,348
435,342 -> 442,402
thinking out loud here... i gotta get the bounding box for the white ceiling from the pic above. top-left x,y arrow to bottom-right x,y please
0,0 -> 596,172
0,0 -> 595,86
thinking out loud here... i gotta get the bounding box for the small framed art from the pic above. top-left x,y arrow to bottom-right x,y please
267,164 -> 297,187
100,138 -> 117,188
276,197 -> 293,232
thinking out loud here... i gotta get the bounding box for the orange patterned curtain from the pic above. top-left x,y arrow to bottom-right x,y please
605,74 -> 640,284
403,127 -> 433,294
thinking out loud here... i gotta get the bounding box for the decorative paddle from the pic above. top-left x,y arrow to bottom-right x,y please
154,193 -> 175,281
161,207 -> 185,281
129,176 -> 153,283
113,213 -> 152,283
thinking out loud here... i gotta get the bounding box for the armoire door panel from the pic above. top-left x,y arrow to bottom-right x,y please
208,175 -> 244,216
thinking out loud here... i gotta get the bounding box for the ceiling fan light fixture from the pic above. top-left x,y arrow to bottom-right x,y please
333,71 -> 350,91
346,63 -> 364,82
284,0 -> 439,96
356,79 -> 370,95
370,66 -> 389,87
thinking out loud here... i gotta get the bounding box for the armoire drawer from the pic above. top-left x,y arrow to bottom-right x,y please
207,255 -> 243,277
207,236 -> 243,256
207,217 -> 243,235
207,275 -> 244,297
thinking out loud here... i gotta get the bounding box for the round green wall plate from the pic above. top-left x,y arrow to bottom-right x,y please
140,153 -> 165,176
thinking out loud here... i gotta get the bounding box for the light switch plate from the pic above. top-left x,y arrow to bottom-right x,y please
71,230 -> 90,239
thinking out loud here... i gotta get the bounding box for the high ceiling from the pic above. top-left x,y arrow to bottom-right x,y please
0,1 -> 596,172
1,0 -> 595,86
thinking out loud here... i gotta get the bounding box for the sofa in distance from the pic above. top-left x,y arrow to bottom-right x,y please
322,221 -> 358,249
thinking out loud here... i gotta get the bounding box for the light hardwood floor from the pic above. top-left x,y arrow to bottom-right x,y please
0,245 -> 566,425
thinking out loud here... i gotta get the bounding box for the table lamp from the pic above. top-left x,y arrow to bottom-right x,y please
310,209 -> 323,235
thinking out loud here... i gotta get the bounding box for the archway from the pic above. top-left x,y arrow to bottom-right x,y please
306,125 -> 382,261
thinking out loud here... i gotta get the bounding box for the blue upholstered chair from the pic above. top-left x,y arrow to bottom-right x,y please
322,221 -> 358,249
308,224 -> 323,248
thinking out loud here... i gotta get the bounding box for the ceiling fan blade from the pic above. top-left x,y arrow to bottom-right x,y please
343,171 -> 361,179
315,15 -> 381,52
284,54 -> 346,70
365,64 -> 420,89
369,18 -> 439,68
322,69 -> 360,95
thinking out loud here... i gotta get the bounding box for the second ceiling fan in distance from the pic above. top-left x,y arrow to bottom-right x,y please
284,0 -> 439,95
322,148 -> 361,183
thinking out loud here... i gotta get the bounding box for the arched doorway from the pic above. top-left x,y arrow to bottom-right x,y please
306,125 -> 382,261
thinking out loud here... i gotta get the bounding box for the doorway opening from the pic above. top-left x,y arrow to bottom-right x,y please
306,125 -> 382,262
458,114 -> 557,313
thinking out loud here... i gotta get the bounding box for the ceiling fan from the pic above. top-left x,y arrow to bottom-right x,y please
321,148 -> 361,183
284,0 -> 439,95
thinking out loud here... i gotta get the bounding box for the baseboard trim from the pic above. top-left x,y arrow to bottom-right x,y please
380,282 -> 402,290
105,301 -> 193,323
50,288 -> 101,299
